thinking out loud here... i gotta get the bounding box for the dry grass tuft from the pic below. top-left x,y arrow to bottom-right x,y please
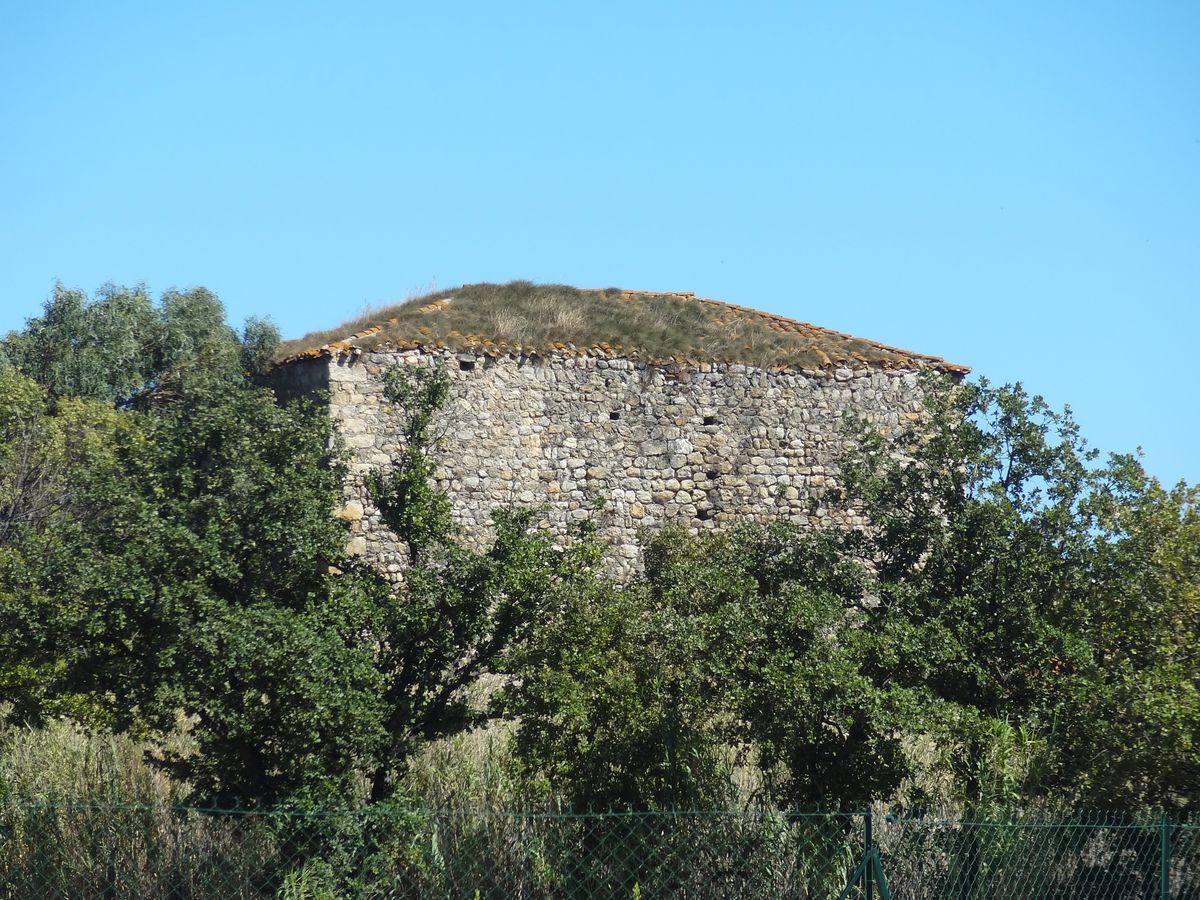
489,308 -> 531,345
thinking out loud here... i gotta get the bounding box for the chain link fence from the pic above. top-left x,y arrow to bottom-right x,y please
874,810 -> 1200,899
0,801 -> 1196,898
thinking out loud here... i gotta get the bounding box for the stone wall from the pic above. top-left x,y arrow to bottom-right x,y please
298,348 -> 932,579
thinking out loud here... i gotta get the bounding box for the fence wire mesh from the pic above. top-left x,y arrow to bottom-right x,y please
0,801 -> 1196,899
875,812 -> 1200,899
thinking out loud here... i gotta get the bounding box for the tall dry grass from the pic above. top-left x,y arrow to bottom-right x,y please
0,716 -> 188,805
402,725 -> 524,810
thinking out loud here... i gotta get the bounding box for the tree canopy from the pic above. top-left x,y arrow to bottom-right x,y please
0,285 -> 1195,817
0,282 -> 278,406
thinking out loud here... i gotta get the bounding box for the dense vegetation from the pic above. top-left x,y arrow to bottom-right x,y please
1,284 -> 1196,823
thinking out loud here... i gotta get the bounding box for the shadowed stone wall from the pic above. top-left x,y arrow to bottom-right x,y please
284,348 -> 932,579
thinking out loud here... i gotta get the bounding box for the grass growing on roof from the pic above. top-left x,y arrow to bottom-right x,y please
275,281 -> 962,372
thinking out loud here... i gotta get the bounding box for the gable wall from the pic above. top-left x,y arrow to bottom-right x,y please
312,349 -> 930,578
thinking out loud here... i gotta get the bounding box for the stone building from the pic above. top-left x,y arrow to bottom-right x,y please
269,283 -> 967,577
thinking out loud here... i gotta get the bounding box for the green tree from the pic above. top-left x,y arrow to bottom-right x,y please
0,286 -> 383,804
361,363 -> 591,802
709,526 -> 928,809
1,283 -> 278,406
838,377 -> 1200,812
1057,460 -> 1200,809
500,524 -> 921,810
497,557 -> 733,810
2,333 -> 603,806
0,367 -> 390,804
0,370 -> 131,722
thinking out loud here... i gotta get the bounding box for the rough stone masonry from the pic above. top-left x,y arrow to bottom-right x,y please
272,342 -> 961,580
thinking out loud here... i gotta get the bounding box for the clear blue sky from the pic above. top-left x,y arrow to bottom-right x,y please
2,2 -> 1197,484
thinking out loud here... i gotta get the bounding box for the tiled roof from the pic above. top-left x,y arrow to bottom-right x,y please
276,284 -> 968,375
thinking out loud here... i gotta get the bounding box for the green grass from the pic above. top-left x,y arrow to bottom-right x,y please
275,281 -> 965,372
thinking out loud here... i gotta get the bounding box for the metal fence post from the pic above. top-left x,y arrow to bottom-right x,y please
864,805 -> 873,900
1161,813 -> 1171,900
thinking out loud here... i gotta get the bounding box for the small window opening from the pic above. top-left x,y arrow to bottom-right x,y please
706,470 -> 719,482
609,411 -> 621,420
703,415 -> 718,426
459,359 -> 476,372
697,508 -> 713,521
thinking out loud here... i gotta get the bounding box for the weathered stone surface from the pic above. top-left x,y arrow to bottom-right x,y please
277,349 -> 935,580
